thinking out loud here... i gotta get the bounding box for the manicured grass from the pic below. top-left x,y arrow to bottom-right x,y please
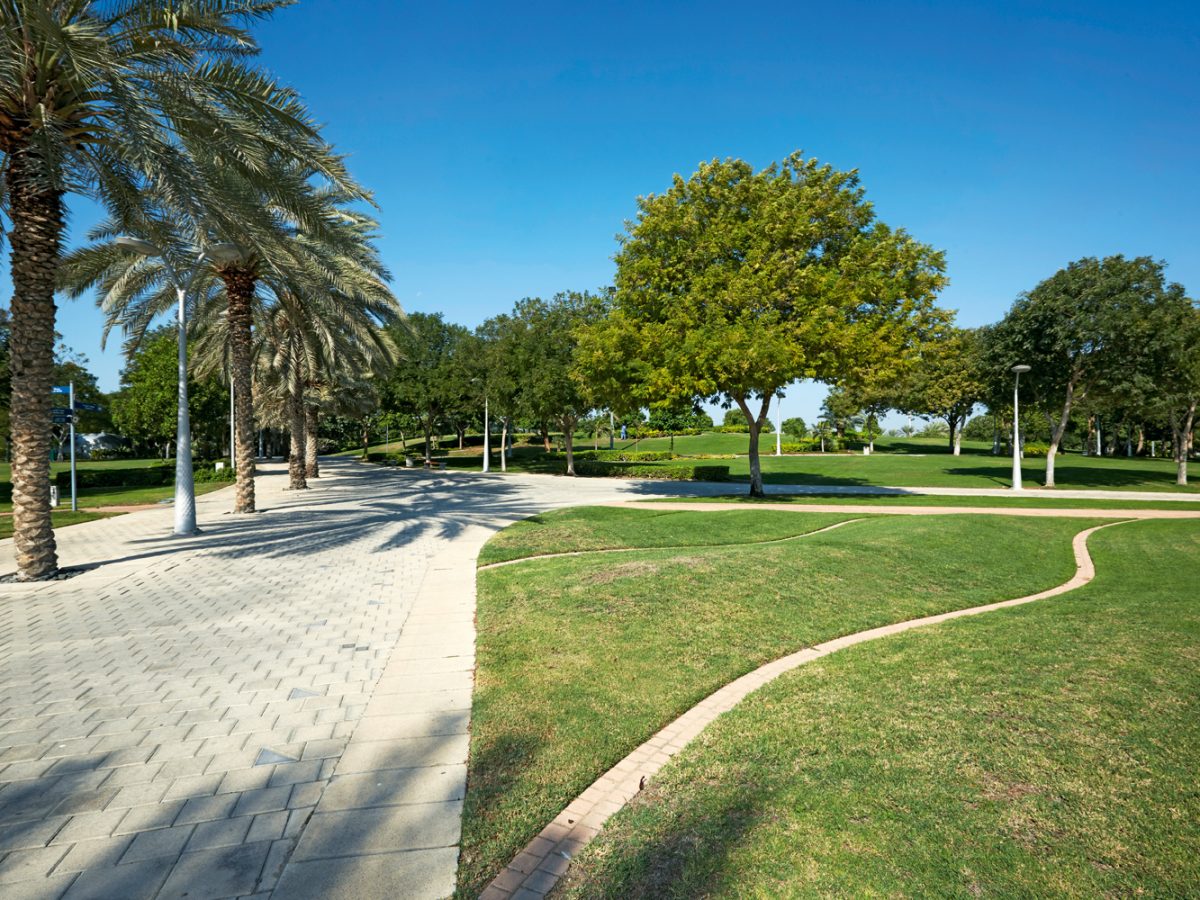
430,434 -> 1196,494
0,510 -> 114,539
0,457 -> 169,482
0,479 -> 231,513
477,507 -> 857,565
458,511 -> 1105,896
643,493 -> 1200,511
559,520 -> 1200,898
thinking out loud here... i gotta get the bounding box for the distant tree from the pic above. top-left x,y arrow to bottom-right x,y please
579,153 -> 946,496
49,346 -> 113,458
781,417 -> 807,439
110,331 -> 224,459
383,313 -> 472,464
1144,294 -> 1200,484
721,408 -> 746,428
820,387 -> 862,439
986,256 -> 1184,487
897,327 -> 987,455
516,291 -> 607,475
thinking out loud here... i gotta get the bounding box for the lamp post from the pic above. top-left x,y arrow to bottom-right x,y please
115,237 -> 244,534
482,396 -> 490,473
1010,364 -> 1031,491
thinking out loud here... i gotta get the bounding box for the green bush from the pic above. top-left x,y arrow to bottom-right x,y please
193,465 -> 235,483
570,461 -> 730,481
574,450 -> 676,462
1021,442 -> 1051,457
55,466 -> 172,492
719,424 -> 750,433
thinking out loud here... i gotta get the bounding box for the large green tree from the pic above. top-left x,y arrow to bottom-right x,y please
986,256 -> 1185,487
383,313 -> 472,464
111,330 -> 225,459
1144,294 -> 1200,484
896,326 -> 987,455
580,153 -> 946,495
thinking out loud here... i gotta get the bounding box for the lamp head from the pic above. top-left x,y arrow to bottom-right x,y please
115,236 -> 160,257
1011,364 -> 1031,374
206,242 -> 249,265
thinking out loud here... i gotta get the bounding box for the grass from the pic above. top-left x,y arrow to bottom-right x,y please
558,519 -> 1200,898
477,507 -> 858,565
458,510 -> 1107,896
417,433 -> 1198,494
641,493 -> 1200,510
0,479 -> 231,513
0,509 -> 114,539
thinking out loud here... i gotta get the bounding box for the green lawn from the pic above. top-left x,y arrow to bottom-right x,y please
643,493 -> 1200,511
0,479 -> 231,513
559,519 -> 1200,898
458,509 -> 1107,896
0,509 -> 115,540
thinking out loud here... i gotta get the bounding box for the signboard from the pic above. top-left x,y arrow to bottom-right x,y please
51,407 -> 72,415
75,402 -> 104,413
51,415 -> 74,425
52,385 -> 69,394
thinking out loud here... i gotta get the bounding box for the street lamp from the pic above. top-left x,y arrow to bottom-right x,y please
1010,364 -> 1031,491
471,377 -> 490,473
115,237 -> 242,534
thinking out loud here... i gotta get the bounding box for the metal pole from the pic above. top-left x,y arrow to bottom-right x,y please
609,410 -> 614,450
1012,372 -> 1023,491
69,381 -> 77,511
173,280 -> 198,534
775,403 -> 782,457
229,380 -> 235,471
1096,420 -> 1102,456
482,397 -> 490,473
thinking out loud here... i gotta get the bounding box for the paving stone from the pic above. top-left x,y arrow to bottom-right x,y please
112,800 -> 185,835
271,845 -> 458,899
119,824 -> 193,863
186,816 -> 252,851
61,856 -> 174,900
334,733 -> 470,774
156,840 -> 272,900
231,786 -> 291,818
0,843 -> 70,884
292,801 -> 463,860
319,765 -> 466,811
52,834 -> 134,872
245,810 -> 287,843
174,793 -> 238,826
50,809 -> 128,845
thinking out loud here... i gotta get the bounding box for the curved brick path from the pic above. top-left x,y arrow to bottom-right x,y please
481,520 -> 1133,900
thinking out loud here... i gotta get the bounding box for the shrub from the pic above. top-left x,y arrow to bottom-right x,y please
193,465 -> 235,483
719,424 -> 750,433
55,466 -> 172,491
573,450 -> 675,462
570,461 -> 729,481
1021,442 -> 1050,457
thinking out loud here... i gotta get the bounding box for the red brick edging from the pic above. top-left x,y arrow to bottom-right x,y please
478,520 -> 1130,899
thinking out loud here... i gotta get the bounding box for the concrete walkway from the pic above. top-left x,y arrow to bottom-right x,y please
0,460 -> 677,900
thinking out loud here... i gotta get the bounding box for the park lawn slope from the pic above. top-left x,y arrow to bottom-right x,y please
477,507 -> 857,565
642,493 -> 1200,511
557,519 -> 1200,898
0,510 -> 113,539
458,512 -> 1106,896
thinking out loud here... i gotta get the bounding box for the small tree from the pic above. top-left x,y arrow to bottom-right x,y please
898,327 -> 986,455
1145,295 -> 1200,484
782,417 -> 807,439
580,152 -> 946,496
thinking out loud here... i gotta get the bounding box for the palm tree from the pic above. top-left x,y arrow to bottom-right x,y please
1,0 -> 347,579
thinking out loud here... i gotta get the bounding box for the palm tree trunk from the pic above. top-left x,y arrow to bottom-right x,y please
221,268 -> 258,512
6,146 -> 63,580
305,403 -> 320,478
288,361 -> 307,491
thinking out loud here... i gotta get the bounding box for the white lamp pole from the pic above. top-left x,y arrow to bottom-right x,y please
482,396 -> 490,473
116,237 -> 246,534
775,402 -> 782,457
1011,364 -> 1031,491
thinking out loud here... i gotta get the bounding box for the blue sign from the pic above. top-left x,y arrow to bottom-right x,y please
75,402 -> 104,413
52,385 -> 70,394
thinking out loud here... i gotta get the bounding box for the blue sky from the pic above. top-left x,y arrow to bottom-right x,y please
12,0 -> 1200,427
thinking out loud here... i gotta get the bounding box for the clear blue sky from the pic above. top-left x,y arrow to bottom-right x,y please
11,0 -> 1199,427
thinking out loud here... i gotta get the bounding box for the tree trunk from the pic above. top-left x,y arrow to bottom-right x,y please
1171,403 -> 1196,486
736,396 -> 770,498
287,364 -> 307,491
541,424 -> 552,453
305,404 -> 320,478
361,420 -> 370,458
423,420 -> 433,464
562,416 -> 577,475
1044,380 -> 1077,489
458,427 -> 465,450
6,146 -> 63,579
500,418 -> 509,473
221,267 -> 258,513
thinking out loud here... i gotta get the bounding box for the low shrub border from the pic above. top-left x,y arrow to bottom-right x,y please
570,460 -> 730,481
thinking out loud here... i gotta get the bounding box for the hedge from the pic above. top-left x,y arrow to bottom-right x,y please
570,460 -> 730,481
573,449 -> 676,462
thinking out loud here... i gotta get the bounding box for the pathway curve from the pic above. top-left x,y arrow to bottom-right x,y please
0,460 -> 681,900
481,520 -> 1133,900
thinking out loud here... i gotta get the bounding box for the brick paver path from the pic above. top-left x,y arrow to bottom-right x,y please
0,459 -> 662,900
